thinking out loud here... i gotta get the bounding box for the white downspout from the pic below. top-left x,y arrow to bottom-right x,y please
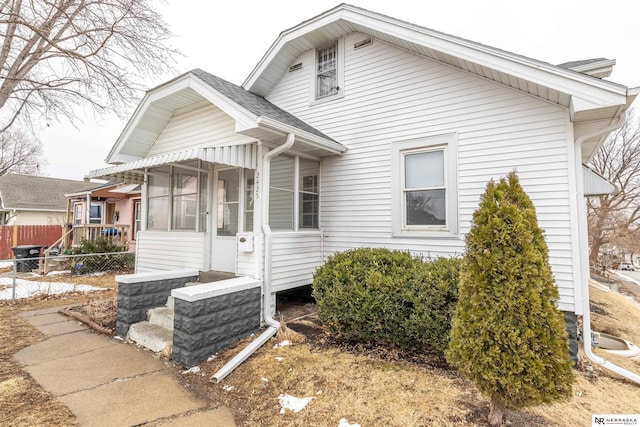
213,133 -> 295,382
576,110 -> 640,384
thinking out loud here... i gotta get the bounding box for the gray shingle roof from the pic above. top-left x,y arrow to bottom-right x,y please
190,69 -> 337,142
0,174 -> 103,211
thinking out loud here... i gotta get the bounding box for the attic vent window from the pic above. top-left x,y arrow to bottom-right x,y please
289,63 -> 303,72
354,37 -> 373,49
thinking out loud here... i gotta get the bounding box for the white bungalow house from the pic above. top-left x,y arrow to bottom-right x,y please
89,4 -> 638,374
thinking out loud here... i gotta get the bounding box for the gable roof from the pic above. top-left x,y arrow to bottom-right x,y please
0,174 -> 103,212
105,69 -> 344,165
190,69 -> 334,140
244,4 -> 636,124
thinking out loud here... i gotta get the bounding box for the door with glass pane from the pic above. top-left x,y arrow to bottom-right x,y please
212,167 -> 240,272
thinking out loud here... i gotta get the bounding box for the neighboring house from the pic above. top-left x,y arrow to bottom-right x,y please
89,5 -> 638,365
65,182 -> 141,251
0,174 -> 102,225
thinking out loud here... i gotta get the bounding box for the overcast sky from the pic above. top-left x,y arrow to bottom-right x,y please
39,0 -> 640,180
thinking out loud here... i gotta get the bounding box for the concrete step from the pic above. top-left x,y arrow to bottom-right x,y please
147,306 -> 174,330
127,322 -> 173,356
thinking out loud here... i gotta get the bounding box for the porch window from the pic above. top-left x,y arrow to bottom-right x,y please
391,133 -> 458,236
269,154 -> 320,231
299,159 -> 319,228
269,156 -> 295,230
89,203 -> 104,224
147,172 -> 169,231
172,170 -> 197,230
147,166 -> 208,232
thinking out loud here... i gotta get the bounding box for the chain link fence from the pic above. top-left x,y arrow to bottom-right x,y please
0,252 -> 135,301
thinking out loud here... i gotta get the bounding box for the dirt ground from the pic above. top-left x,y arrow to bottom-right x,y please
1,273 -> 640,426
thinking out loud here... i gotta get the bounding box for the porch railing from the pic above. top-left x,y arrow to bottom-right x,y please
65,224 -> 130,249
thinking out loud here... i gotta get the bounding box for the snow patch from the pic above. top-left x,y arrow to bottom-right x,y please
338,418 -> 361,427
0,278 -> 101,300
278,394 -> 313,414
223,384 -> 234,392
274,340 -> 291,348
182,366 -> 200,375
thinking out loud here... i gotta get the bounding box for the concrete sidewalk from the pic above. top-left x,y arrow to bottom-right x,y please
13,306 -> 236,427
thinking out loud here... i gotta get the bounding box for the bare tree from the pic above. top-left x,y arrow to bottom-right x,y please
0,0 -> 178,132
0,128 -> 44,175
587,112 -> 640,266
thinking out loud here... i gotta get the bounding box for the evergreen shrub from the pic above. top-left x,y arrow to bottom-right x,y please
312,247 -> 460,354
445,171 -> 573,425
65,237 -> 134,274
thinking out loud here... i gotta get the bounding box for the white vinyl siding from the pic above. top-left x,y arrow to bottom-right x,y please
268,33 -> 577,312
147,103 -> 257,157
271,232 -> 323,292
136,231 -> 205,272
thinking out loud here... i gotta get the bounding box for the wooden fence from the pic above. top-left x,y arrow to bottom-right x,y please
0,225 -> 63,260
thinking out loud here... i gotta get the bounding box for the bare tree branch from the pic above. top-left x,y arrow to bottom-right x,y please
588,110 -> 640,266
0,0 -> 178,132
0,127 -> 44,175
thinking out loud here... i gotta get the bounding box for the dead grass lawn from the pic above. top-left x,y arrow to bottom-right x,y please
1,274 -> 639,426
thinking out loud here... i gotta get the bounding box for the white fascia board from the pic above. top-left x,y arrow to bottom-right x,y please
105,94 -> 155,164
345,9 -> 628,106
244,4 -> 628,108
243,5 -> 348,90
108,153 -> 143,164
106,73 -> 260,164
253,116 -> 346,155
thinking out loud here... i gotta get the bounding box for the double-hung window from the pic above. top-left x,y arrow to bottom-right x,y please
313,40 -> 343,102
404,149 -> 446,227
316,42 -> 338,99
391,134 -> 458,236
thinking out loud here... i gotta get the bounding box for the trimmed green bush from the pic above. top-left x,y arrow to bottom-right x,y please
66,237 -> 134,274
70,237 -> 126,255
446,172 -> 573,426
312,247 -> 460,354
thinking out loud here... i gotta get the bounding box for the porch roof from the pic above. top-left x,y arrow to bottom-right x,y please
88,143 -> 257,184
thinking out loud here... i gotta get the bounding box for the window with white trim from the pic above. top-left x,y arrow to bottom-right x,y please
403,149 -> 446,227
89,203 -> 104,224
316,42 -> 338,98
392,134 -> 458,236
312,40 -> 343,102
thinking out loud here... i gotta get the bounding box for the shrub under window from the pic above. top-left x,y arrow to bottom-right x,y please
312,247 -> 460,354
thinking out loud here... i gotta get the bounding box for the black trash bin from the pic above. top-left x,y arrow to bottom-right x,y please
12,245 -> 42,272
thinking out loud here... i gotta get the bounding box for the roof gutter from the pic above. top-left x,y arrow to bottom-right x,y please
576,110 -> 640,385
212,133 -> 295,382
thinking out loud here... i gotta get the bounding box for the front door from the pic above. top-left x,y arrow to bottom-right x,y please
212,167 -> 240,272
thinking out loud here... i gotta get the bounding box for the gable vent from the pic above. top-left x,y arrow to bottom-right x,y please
288,62 -> 303,72
354,37 -> 373,49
